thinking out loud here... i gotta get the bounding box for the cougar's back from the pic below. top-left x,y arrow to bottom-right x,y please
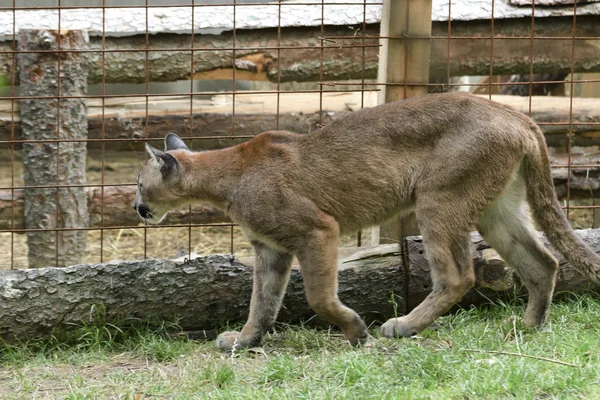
293,93 -> 531,231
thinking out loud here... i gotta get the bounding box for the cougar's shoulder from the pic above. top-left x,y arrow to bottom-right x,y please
237,131 -> 301,165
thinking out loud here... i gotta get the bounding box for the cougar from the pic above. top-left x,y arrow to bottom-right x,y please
134,92 -> 600,351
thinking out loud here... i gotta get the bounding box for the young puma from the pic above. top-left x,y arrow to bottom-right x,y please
134,92 -> 600,351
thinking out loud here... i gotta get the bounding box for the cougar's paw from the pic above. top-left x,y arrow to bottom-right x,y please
381,317 -> 419,338
216,331 -> 243,351
216,331 -> 261,351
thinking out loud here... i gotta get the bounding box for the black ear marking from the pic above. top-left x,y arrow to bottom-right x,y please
164,133 -> 190,152
145,143 -> 179,179
158,152 -> 179,179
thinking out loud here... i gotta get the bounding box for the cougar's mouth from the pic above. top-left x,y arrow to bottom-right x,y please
136,204 -> 154,221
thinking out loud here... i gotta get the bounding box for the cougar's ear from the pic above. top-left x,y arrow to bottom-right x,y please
145,143 -> 179,180
164,133 -> 190,152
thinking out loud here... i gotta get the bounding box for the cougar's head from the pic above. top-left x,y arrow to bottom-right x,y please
133,133 -> 190,224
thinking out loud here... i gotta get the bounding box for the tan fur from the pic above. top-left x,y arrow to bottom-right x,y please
134,92 -> 600,350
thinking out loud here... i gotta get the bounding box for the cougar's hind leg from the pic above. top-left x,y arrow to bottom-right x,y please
382,200 -> 476,338
478,176 -> 558,327
295,213 -> 370,346
380,131 -> 530,338
216,241 -> 293,351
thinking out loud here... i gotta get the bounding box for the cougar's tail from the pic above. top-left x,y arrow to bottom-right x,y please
523,123 -> 600,283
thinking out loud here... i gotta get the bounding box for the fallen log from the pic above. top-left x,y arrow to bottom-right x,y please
0,230 -> 599,341
1,16 -> 600,85
0,186 -> 227,231
1,93 -> 599,150
552,152 -> 600,200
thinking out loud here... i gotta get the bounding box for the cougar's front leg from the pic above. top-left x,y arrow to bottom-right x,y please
295,215 -> 370,346
216,241 -> 293,351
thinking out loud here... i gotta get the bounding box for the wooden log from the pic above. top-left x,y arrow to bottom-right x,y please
1,16 -> 599,85
17,30 -> 89,268
86,186 -> 227,229
429,16 -> 600,79
552,152 -> 600,200
0,186 -> 228,231
0,26 -> 380,86
0,230 -> 598,341
1,2 -> 599,37
2,93 -> 599,150
0,250 -> 405,340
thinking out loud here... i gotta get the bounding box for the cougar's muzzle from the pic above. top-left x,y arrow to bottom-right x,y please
134,204 -> 154,221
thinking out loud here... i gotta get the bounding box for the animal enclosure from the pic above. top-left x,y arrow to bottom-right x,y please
1,0 -> 600,271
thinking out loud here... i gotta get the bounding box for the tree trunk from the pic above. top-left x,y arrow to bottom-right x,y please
0,230 -> 598,341
17,30 -> 89,268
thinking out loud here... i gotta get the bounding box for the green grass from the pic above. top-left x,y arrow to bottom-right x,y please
1,295 -> 600,399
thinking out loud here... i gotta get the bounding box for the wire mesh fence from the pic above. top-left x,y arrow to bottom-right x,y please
0,0 -> 599,270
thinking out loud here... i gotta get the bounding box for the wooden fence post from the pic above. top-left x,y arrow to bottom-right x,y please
17,29 -> 89,267
376,0 -> 432,243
